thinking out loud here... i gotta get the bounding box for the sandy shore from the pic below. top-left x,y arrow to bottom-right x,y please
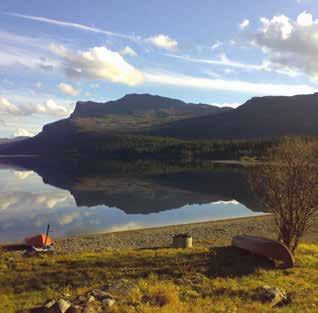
54,214 -> 318,254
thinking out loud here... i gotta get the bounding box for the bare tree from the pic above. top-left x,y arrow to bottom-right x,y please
252,137 -> 318,254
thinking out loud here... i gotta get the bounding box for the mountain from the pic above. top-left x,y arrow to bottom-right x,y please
42,93 -> 231,136
0,137 -> 29,145
151,93 -> 318,139
2,92 -> 318,157
0,137 -> 30,153
0,94 -> 232,155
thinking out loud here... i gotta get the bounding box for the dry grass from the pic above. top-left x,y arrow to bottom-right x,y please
0,243 -> 317,313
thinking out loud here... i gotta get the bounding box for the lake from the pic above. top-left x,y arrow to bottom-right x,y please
0,158 -> 264,243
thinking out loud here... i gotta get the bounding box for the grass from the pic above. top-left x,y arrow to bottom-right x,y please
0,244 -> 317,312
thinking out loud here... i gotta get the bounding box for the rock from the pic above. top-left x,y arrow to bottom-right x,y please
77,295 -> 87,303
83,303 -> 98,313
91,288 -> 113,300
47,299 -> 71,313
87,295 -> 95,303
63,292 -> 71,298
66,305 -> 82,313
258,285 -> 287,307
102,298 -> 116,308
44,299 -> 56,309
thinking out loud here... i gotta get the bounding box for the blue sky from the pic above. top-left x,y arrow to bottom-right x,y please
0,0 -> 318,137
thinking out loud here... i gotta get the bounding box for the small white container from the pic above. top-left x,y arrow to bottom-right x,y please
172,234 -> 192,248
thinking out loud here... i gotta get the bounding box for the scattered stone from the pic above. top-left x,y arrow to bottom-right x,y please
87,295 -> 95,303
91,288 -> 113,300
47,299 -> 71,313
44,299 -> 56,309
66,305 -> 82,313
258,285 -> 288,307
102,298 -> 116,308
83,303 -> 98,313
77,295 -> 87,303
62,292 -> 71,298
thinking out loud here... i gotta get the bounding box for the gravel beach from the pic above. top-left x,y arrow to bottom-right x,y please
55,214 -> 318,254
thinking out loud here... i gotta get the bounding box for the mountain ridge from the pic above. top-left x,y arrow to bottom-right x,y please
1,92 -> 318,157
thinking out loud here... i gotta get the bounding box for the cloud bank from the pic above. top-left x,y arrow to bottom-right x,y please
0,96 -> 70,117
146,34 -> 178,50
51,44 -> 144,86
249,11 -> 318,80
58,82 -> 80,96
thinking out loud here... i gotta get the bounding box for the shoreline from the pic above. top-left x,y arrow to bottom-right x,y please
2,214 -> 317,254
54,213 -> 317,254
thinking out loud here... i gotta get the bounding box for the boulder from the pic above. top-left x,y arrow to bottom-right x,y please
87,295 -> 95,303
102,298 -> 116,308
47,299 -> 71,313
91,289 -> 113,300
44,299 -> 56,309
66,305 -> 82,313
258,285 -> 288,307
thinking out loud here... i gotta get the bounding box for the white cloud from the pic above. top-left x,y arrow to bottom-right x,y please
249,12 -> 318,80
51,44 -> 144,86
120,46 -> 138,56
144,70 -> 316,96
14,128 -> 34,137
7,12 -> 139,41
166,53 -> 297,76
36,99 -> 70,116
0,96 -> 20,114
224,68 -> 235,74
13,171 -> 33,180
35,82 -> 43,89
211,41 -> 223,50
0,30 -> 57,72
58,82 -> 80,96
58,212 -> 81,225
209,102 -> 241,108
0,96 -> 70,117
146,34 -> 178,50
240,19 -> 250,30
297,11 -> 313,26
204,70 -> 221,78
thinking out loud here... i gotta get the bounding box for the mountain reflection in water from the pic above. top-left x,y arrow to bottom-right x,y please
0,158 -> 263,243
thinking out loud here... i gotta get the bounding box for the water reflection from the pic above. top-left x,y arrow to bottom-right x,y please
0,158 -> 263,243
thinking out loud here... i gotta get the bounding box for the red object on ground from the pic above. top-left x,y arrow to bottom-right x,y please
25,234 -> 54,247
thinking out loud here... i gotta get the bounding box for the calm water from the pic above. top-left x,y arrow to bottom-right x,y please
0,158 -> 263,243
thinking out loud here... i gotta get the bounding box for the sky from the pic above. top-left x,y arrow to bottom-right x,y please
0,0 -> 318,137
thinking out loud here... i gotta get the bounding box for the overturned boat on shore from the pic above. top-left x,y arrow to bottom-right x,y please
232,235 -> 295,268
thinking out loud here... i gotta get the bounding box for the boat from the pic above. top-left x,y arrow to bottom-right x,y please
232,235 -> 295,268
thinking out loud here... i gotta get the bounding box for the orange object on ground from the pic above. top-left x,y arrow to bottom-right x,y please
25,234 -> 54,247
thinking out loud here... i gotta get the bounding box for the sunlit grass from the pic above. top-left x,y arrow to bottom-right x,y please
0,244 -> 317,312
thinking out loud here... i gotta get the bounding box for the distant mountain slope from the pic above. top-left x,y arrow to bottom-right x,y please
151,93 -> 318,139
0,93 -> 231,155
0,137 -> 29,145
2,92 -> 318,157
42,93 -> 231,136
0,137 -> 30,153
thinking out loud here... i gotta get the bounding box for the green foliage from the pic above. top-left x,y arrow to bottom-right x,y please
63,134 -> 273,161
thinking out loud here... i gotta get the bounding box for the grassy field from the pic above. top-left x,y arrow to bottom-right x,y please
0,242 -> 317,312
